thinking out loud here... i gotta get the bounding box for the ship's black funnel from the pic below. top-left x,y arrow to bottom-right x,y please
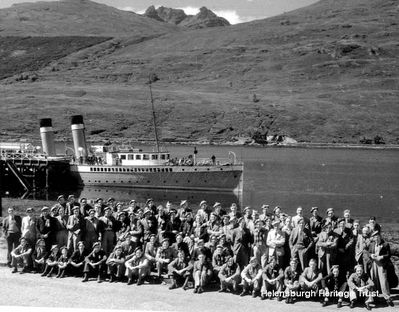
40,118 -> 52,128
39,118 -> 56,156
71,115 -> 84,125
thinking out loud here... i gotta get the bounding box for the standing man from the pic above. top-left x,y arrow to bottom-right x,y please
289,217 -> 314,271
65,195 -> 78,216
37,206 -> 57,252
232,217 -> 253,270
21,207 -> 37,247
259,204 -> 270,222
291,207 -> 309,229
66,206 -> 84,253
334,218 -> 355,276
266,219 -> 286,266
316,222 -> 338,275
99,206 -> 117,255
3,207 -> 22,267
309,207 -> 322,239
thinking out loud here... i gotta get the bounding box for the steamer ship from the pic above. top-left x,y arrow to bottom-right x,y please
66,115 -> 243,194
37,76 -> 244,195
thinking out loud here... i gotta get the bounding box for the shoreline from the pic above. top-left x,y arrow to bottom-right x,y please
3,137 -> 399,150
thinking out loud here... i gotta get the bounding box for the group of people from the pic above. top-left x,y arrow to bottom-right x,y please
3,195 -> 398,309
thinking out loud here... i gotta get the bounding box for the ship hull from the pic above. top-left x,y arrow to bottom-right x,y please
70,164 -> 244,194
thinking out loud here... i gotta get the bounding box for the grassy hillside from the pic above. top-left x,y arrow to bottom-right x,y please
0,0 -> 177,36
0,36 -> 111,79
0,0 -> 398,144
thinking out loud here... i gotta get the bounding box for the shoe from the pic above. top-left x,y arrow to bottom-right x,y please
365,303 -> 371,311
218,288 -> 226,293
97,276 -> 102,283
20,267 -> 29,274
11,268 -> 18,274
46,273 -> 52,278
386,299 -> 394,307
109,275 -> 114,283
59,272 -> 65,278
261,294 -> 267,300
137,278 -> 143,286
252,290 -> 258,298
337,302 -> 342,308
350,301 -> 355,309
240,290 -> 248,297
198,287 -> 204,294
169,283 -> 177,290
193,287 -> 198,294
56,274 -> 61,278
127,278 -> 133,285
82,274 -> 88,282
277,297 -> 283,302
322,301 -> 328,307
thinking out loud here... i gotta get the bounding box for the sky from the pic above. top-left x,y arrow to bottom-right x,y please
0,0 -> 319,24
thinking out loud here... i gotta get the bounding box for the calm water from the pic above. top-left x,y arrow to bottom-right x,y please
78,145 -> 399,224
5,144 -> 399,224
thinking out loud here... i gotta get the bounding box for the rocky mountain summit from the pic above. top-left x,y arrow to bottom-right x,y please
143,6 -> 230,28
0,0 -> 398,144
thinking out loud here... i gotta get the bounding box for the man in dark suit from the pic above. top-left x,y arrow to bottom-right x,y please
37,206 -> 57,252
289,217 -> 314,271
3,207 -> 22,267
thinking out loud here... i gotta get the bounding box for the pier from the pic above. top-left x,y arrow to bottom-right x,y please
0,148 -> 70,201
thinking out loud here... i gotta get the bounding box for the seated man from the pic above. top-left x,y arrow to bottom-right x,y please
261,256 -> 284,300
212,244 -> 227,282
168,249 -> 193,290
299,258 -> 323,298
56,246 -> 70,278
125,246 -> 150,285
218,256 -> 241,293
32,238 -> 47,274
192,252 -> 213,294
106,245 -> 126,283
82,242 -> 107,283
240,257 -> 262,298
41,245 -> 59,277
170,233 -> 189,258
155,238 -> 174,280
10,237 -> 32,274
70,241 -> 88,277
321,265 -> 348,308
284,258 -> 301,304
348,264 -> 374,310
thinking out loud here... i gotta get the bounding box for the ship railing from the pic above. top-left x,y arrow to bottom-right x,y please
168,152 -> 242,167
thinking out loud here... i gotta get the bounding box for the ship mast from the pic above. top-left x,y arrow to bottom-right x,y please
148,74 -> 160,153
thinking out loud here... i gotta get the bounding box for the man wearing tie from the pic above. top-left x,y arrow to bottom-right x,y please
289,217 -> 314,271
67,206 -> 84,253
3,207 -> 22,267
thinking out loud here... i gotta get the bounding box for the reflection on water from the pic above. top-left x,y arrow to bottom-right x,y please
76,186 -> 242,209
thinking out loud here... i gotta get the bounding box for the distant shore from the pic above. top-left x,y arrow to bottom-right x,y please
3,136 -> 399,150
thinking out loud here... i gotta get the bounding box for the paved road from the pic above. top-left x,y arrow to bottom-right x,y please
0,267 -> 397,312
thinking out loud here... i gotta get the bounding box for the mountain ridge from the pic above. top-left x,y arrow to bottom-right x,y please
0,0 -> 398,144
